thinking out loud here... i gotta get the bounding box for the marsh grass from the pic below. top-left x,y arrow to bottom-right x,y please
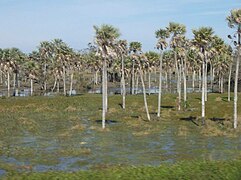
5,160 -> 241,179
0,93 -> 241,178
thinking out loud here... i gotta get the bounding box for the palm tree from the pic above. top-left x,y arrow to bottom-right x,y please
25,54 -> 40,96
116,40 -> 128,109
129,42 -> 142,94
227,8 -> 241,129
94,24 -> 120,129
168,22 -> 186,111
192,27 -> 214,124
38,41 -> 54,95
155,28 -> 169,117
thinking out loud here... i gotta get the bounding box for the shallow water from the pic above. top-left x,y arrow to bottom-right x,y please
1,117 -> 241,175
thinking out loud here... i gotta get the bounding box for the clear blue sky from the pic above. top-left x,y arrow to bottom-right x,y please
0,0 -> 240,53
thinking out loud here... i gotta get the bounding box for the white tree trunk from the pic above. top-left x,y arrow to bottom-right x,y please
139,68 -> 150,121
192,70 -> 196,92
199,68 -> 201,92
30,79 -> 33,96
7,72 -> 10,97
148,69 -> 151,95
69,72 -> 74,96
202,56 -> 206,125
63,65 -> 66,96
221,75 -> 224,94
210,63 -> 213,92
102,58 -> 107,129
205,62 -> 208,101
182,57 -> 187,108
228,64 -> 232,101
174,52 -> 181,111
121,55 -> 126,109
135,73 -> 139,95
157,51 -> 163,117
131,61 -> 135,95
234,48 -> 240,129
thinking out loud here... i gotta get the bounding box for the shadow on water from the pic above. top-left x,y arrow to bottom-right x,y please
180,116 -> 200,126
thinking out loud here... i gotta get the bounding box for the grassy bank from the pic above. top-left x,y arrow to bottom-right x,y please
4,160 -> 241,179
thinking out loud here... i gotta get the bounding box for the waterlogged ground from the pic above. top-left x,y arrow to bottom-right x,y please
0,94 -> 241,177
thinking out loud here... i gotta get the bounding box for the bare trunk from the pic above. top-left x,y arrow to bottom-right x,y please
57,81 -> 60,93
192,70 -> 196,92
210,63 -> 213,92
135,73 -> 139,95
182,57 -> 187,108
205,62 -> 208,101
221,75 -> 224,94
102,58 -> 107,129
139,68 -> 150,121
228,64 -> 232,101
69,72 -> 74,96
63,65 -> 66,96
202,53 -> 206,125
199,68 -> 201,92
174,52 -> 181,111
7,71 -> 10,97
157,51 -> 163,117
131,61 -> 135,94
234,47 -> 240,129
121,55 -> 126,109
148,69 -> 151,95
30,79 -> 33,96
52,77 -> 57,92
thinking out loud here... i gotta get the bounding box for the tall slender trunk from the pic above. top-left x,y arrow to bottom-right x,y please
52,76 -> 57,92
228,63 -> 232,101
174,52 -> 181,110
69,72 -> 74,96
95,70 -> 99,85
218,74 -> 221,93
105,63 -> 108,112
139,68 -> 150,121
131,61 -> 135,94
182,56 -> 187,108
121,55 -> 126,109
44,63 -> 47,95
199,68 -> 201,92
210,63 -> 213,92
205,62 -> 208,101
202,52 -> 206,125
221,74 -> 224,94
135,73 -> 139,94
0,70 -> 2,84
148,68 -> 151,95
7,71 -> 10,97
102,58 -> 107,129
154,67 -> 157,83
63,65 -> 66,96
57,80 -> 60,93
30,79 -> 33,96
14,72 -> 19,96
157,51 -> 163,117
192,70 -> 196,92
234,47 -> 240,129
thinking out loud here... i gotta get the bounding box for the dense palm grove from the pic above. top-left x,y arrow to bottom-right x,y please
0,8 -> 240,128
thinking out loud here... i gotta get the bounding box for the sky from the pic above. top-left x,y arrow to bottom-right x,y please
0,0 -> 240,53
